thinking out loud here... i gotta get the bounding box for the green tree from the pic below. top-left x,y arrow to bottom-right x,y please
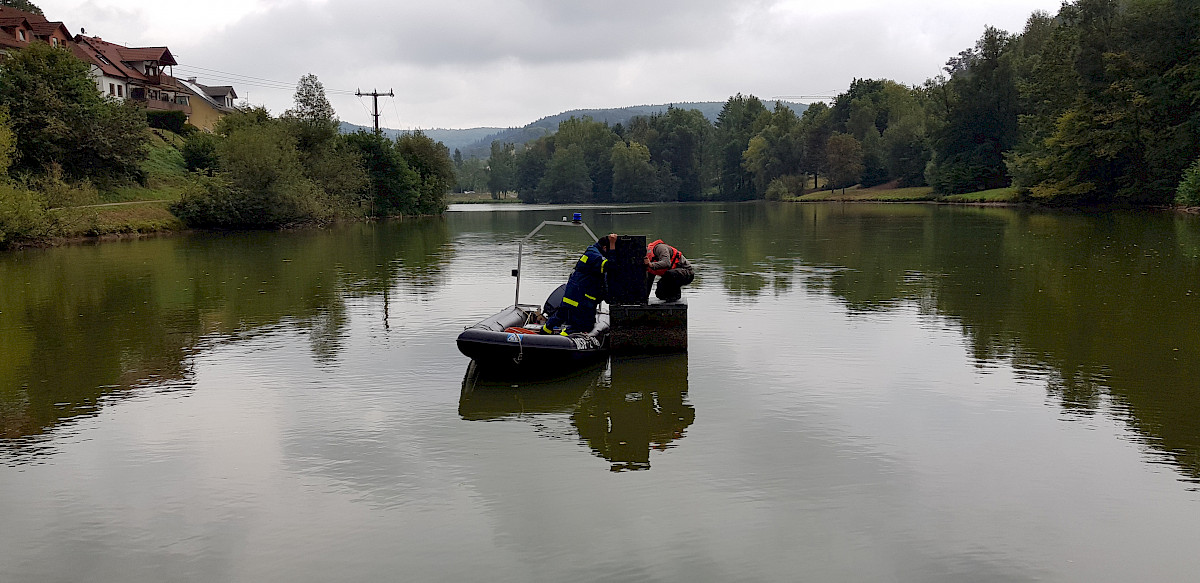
279,75 -> 367,210
182,131 -> 221,175
799,102 -> 833,189
0,107 -> 14,177
1,1 -> 42,14
172,115 -> 327,228
343,130 -> 420,216
0,108 -> 49,247
830,79 -> 933,187
715,94 -> 769,200
628,106 -> 712,200
486,141 -> 516,198
826,133 -> 865,190
1176,157 -> 1200,207
282,73 -> 339,153
1007,0 -> 1200,205
554,116 -> 619,202
395,131 -> 454,215
455,158 -> 488,193
514,136 -> 553,202
611,140 -> 660,202
0,42 -> 148,185
0,182 -> 48,247
742,102 -> 804,197
538,144 -> 592,204
928,26 -> 1020,194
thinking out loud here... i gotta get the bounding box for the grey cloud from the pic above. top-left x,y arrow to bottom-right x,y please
191,0 -> 761,69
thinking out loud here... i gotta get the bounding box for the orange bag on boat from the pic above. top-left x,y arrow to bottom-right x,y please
504,327 -> 541,335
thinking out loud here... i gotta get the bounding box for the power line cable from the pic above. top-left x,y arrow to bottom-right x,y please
173,64 -> 358,95
389,95 -> 403,131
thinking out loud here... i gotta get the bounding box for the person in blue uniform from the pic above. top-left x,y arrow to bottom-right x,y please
542,233 -> 616,335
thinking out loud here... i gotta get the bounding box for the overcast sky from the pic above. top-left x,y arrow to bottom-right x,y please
38,0 -> 1065,130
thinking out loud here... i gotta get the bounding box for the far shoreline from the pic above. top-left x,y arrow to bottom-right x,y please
7,190 -> 1198,252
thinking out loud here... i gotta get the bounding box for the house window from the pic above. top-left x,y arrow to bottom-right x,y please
117,85 -> 123,97
109,83 -> 115,95
51,38 -> 58,47
18,30 -> 26,41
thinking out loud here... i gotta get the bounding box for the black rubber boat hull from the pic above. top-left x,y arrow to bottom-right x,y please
456,305 -> 609,375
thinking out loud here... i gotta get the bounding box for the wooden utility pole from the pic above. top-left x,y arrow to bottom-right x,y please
356,88 -> 394,133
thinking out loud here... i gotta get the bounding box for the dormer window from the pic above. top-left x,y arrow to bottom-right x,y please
18,30 -> 26,41
146,64 -> 159,76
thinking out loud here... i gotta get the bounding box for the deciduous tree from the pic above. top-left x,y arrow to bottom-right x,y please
486,141 -> 516,198
0,42 -> 147,185
826,133 -> 864,190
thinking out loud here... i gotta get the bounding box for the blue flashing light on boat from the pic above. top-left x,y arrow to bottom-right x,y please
572,212 -> 582,224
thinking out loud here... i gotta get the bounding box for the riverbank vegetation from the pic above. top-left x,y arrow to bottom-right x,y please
475,0 -> 1197,209
0,45 -> 455,248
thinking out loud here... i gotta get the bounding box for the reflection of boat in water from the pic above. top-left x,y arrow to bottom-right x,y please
460,354 -> 694,471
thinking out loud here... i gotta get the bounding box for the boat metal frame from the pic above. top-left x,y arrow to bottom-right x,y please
513,218 -> 598,307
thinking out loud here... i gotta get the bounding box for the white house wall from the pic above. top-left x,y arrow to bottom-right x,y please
89,68 -> 128,101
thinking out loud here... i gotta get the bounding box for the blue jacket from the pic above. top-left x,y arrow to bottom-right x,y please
562,243 -> 608,308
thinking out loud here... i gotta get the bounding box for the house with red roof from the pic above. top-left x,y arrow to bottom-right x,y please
0,13 -> 34,52
1,6 -> 238,130
0,6 -> 69,54
72,35 -> 193,114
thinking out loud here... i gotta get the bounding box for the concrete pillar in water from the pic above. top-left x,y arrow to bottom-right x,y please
607,234 -> 688,353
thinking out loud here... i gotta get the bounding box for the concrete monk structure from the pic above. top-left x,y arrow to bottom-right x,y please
606,235 -> 688,353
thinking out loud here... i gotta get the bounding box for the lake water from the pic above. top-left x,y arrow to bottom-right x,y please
2,202 -> 1199,582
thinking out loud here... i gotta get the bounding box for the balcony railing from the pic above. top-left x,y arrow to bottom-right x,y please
131,97 -> 191,114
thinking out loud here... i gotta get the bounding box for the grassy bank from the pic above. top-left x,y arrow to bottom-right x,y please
37,129 -> 190,241
795,186 -> 937,202
446,192 -> 522,204
792,185 -> 1020,204
50,201 -> 184,238
938,187 -> 1021,203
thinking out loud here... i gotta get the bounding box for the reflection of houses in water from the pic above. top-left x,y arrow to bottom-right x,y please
459,355 -> 694,471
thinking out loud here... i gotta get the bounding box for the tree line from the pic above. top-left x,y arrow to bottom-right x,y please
474,0 -> 1199,206
173,74 -> 453,228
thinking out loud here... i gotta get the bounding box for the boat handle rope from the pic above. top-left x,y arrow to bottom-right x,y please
513,328 -> 524,365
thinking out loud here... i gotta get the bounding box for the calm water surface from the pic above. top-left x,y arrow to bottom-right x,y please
2,202 -> 1199,582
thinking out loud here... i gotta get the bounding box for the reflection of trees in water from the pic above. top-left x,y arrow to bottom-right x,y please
691,203 -> 1200,483
459,355 -> 694,472
0,218 -> 452,449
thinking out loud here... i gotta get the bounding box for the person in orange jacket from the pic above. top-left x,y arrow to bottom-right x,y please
644,239 -> 693,302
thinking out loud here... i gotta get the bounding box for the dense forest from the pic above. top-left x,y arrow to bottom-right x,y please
477,0 -> 1200,207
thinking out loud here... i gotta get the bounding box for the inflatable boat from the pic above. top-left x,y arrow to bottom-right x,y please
457,215 -> 610,376
456,285 -> 610,375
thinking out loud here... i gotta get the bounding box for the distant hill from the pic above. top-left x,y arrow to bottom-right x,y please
341,100 -> 808,159
338,123 -> 504,154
